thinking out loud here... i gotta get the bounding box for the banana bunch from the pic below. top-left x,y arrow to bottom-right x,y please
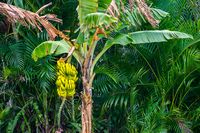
56,59 -> 78,98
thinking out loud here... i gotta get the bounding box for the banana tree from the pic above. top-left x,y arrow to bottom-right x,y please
31,0 -> 193,133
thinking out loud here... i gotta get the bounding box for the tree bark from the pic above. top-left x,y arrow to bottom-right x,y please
81,77 -> 92,133
81,28 -> 100,133
81,92 -> 92,133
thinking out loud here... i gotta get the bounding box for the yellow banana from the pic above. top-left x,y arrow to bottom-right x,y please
56,79 -> 62,86
61,84 -> 65,90
65,63 -> 69,74
61,76 -> 66,84
56,59 -> 78,98
69,80 -> 73,90
71,83 -> 75,90
67,89 -> 75,97
65,81 -> 69,90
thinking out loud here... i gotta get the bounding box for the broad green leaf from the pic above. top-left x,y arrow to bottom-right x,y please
81,12 -> 118,31
91,30 -> 193,74
32,40 -> 83,63
32,40 -> 70,61
107,33 -> 132,45
129,30 -> 193,44
108,30 -> 192,45
77,0 -> 98,25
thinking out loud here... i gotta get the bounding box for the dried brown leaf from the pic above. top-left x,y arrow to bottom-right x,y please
0,2 -> 65,40
107,0 -> 120,17
134,0 -> 159,27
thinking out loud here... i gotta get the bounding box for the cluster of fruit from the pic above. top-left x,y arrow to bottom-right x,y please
56,59 -> 78,98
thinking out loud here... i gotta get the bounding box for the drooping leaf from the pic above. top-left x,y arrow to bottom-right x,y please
109,30 -> 192,45
107,33 -> 132,45
32,40 -> 70,61
129,30 -> 193,44
32,40 -> 83,64
81,12 -> 118,31
91,30 -> 192,73
77,0 -> 98,25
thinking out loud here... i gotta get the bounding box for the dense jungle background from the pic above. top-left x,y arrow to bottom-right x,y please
0,0 -> 200,132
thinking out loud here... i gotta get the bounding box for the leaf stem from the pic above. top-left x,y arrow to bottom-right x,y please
57,98 -> 66,128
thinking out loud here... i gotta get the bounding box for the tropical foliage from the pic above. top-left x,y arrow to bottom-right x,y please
0,0 -> 200,133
